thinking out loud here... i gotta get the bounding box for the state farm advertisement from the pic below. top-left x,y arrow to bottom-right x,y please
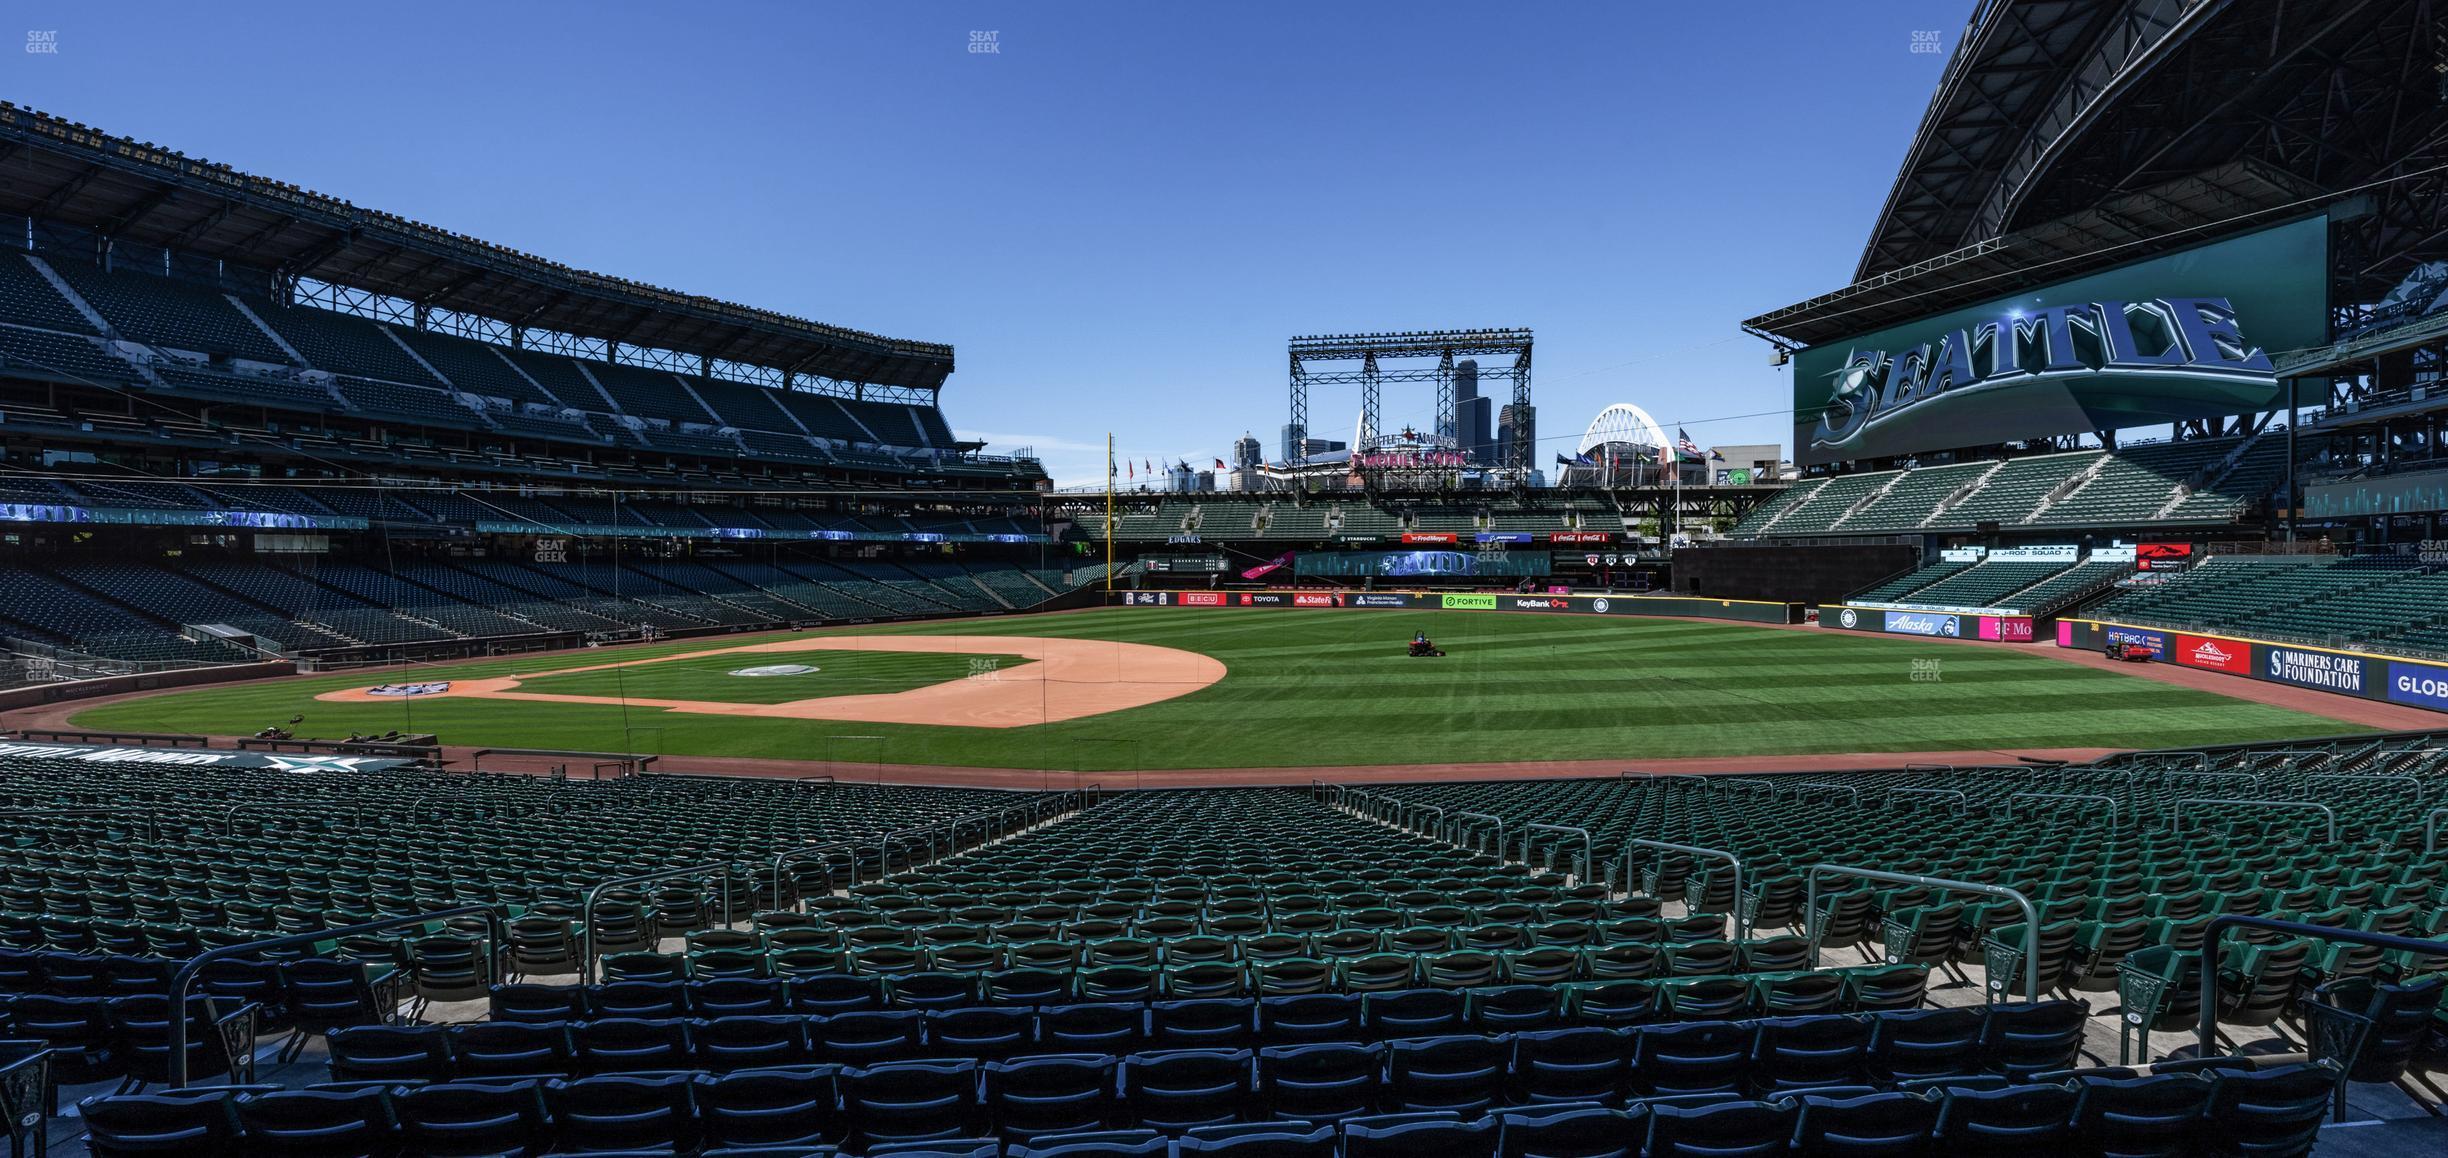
2174,634 -> 2250,674
1293,592 -> 1342,607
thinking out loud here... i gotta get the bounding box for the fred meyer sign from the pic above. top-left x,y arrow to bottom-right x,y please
1793,218 -> 2326,466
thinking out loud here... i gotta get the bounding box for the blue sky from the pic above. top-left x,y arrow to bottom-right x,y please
8,1 -> 1969,487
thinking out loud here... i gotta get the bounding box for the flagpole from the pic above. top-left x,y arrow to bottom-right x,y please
1104,432 -> 1114,598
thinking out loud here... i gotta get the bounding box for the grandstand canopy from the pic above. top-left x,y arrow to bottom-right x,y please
0,104 -> 954,391
1851,0 -> 2444,304
1744,162 -> 2320,349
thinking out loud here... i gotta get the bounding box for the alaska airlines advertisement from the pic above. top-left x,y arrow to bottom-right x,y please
1792,217 -> 2328,466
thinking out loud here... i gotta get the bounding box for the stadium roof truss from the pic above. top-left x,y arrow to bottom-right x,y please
1287,329 -> 1533,470
1855,0 -> 2448,307
0,103 -> 955,396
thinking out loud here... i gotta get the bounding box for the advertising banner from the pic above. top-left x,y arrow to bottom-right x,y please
1792,217 -> 2329,466
1881,611 -> 1963,638
1474,532 -> 1534,545
1237,592 -> 1290,606
1293,592 -> 1345,607
1349,593 -> 1415,608
1176,591 -> 1226,607
1976,616 -> 2034,642
1117,591 -> 1176,606
2384,661 -> 2448,711
1441,593 -> 1499,610
1989,545 -> 2081,563
2263,646 -> 2366,694
1297,551 -> 1551,578
2173,634 -> 2251,673
2137,542 -> 2195,571
0,741 -> 414,772
2305,466 -> 2448,519
1551,532 -> 1613,544
1401,533 -> 1459,545
2103,625 -> 2167,657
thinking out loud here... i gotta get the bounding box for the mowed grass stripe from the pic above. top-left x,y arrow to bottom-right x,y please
514,650 -> 1030,705
71,607 -> 2362,769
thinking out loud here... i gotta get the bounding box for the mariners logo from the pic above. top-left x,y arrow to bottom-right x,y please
1838,608 -> 1858,628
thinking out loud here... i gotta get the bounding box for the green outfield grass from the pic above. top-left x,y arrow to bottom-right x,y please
72,608 -> 2364,770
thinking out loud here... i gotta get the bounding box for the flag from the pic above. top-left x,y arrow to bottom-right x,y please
1242,551 -> 1295,580
1213,458 -> 1227,470
1577,452 -> 1597,466
1144,459 -> 1154,474
1676,428 -> 1702,460
1710,448 -> 1725,461
1555,453 -> 1574,467
1127,460 -> 1134,480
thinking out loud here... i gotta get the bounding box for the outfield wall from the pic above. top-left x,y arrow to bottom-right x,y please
2057,617 -> 2448,713
1818,604 -> 2037,643
1108,589 -> 1801,624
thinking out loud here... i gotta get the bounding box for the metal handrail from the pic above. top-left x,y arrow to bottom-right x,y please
169,905 -> 504,1086
1804,864 -> 2039,1003
2303,773 -> 2422,801
2175,797 -> 2338,844
2149,769 -> 2265,790
1449,810 -> 1505,855
2009,792 -> 2120,827
580,862 -> 737,981
2425,807 -> 2448,855
1798,781 -> 1863,806
0,807 -> 158,842
2194,915 -> 2448,1058
223,803 -> 366,835
1627,838 -> 1744,937
1885,787 -> 1968,812
770,840 -> 860,906
1407,803 -> 1446,838
1521,824 -> 1592,884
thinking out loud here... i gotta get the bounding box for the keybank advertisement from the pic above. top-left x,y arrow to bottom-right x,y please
1792,217 -> 2327,465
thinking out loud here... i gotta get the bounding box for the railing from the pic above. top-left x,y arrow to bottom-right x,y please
580,863 -> 737,981
0,806 -> 158,842
2174,797 -> 2338,844
2426,807 -> 2448,855
1627,838 -> 1744,937
770,840 -> 861,906
168,905 -> 505,1086
224,802 -> 366,835
1520,824 -> 1592,884
2302,773 -> 2423,802
1804,864 -> 2039,1003
2193,915 -> 2448,1059
2007,792 -> 2120,827
1797,782 -> 1863,806
1884,787 -> 1967,813
1449,811 -> 1505,856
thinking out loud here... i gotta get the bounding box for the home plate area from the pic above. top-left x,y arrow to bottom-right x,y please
313,635 -> 1226,728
